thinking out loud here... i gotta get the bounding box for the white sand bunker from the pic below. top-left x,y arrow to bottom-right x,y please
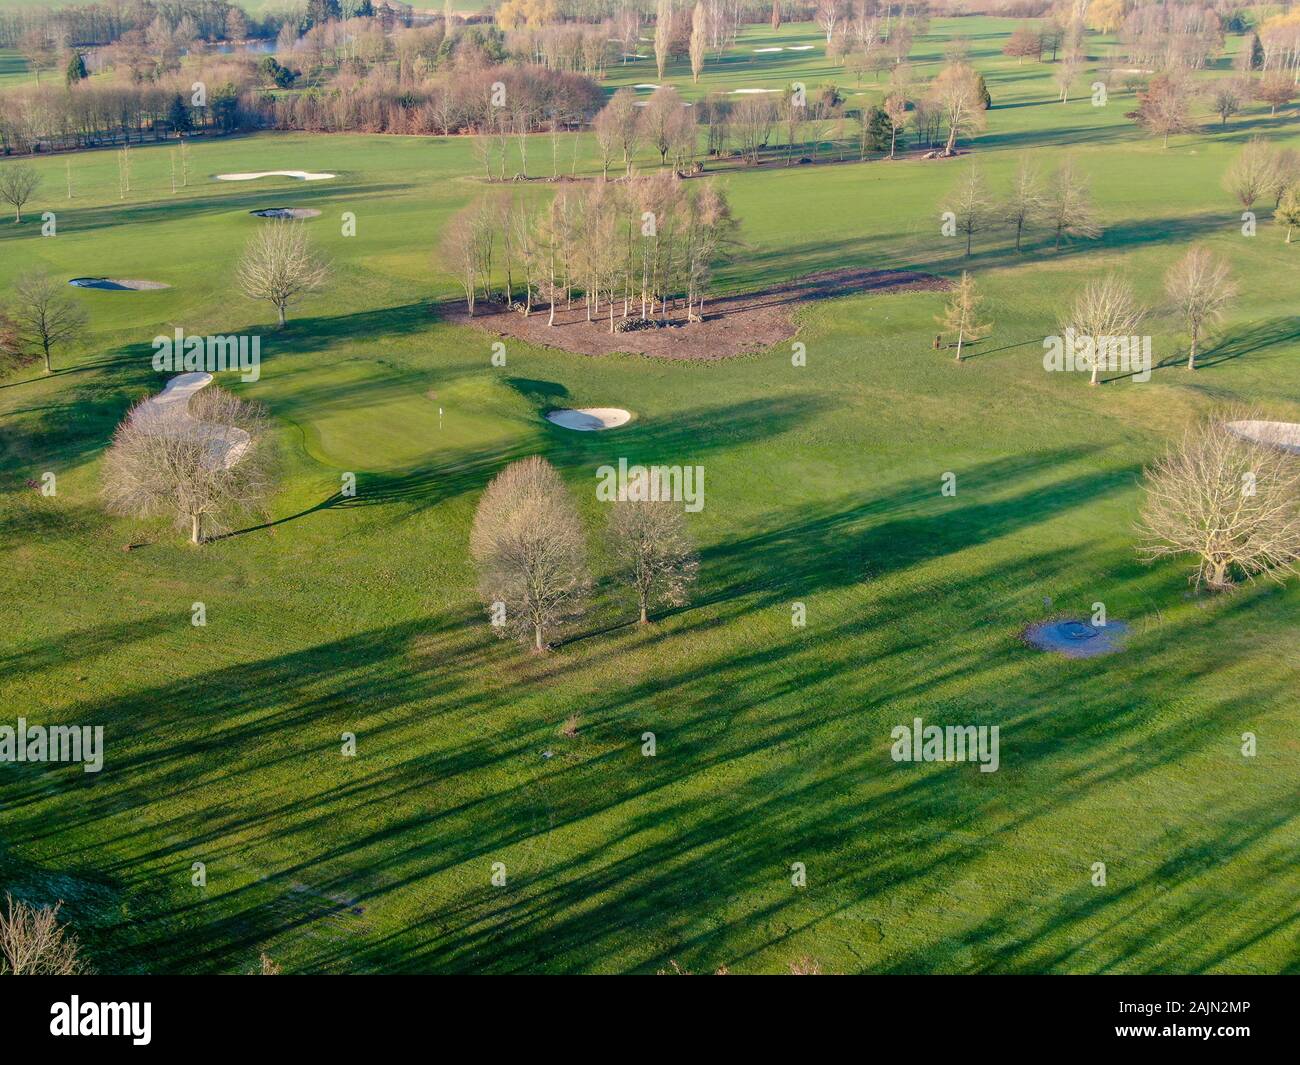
634,83 -> 660,89
1024,618 -> 1130,659
731,88 -> 780,94
133,372 -> 251,469
1226,420 -> 1300,455
754,46 -> 784,52
545,408 -> 631,431
788,45 -> 815,51
250,207 -> 322,219
216,170 -> 335,181
69,277 -> 169,291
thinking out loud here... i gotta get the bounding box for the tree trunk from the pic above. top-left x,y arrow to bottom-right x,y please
191,513 -> 202,544
1187,328 -> 1198,370
639,595 -> 648,625
277,303 -> 286,326
534,624 -> 544,651
955,325 -> 964,362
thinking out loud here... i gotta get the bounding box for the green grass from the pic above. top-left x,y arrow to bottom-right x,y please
1,19 -> 1298,975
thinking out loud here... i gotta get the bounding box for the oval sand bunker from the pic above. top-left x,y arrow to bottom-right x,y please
250,207 -> 322,219
546,408 -> 631,431
1023,618 -> 1129,659
69,277 -> 170,291
1226,420 -> 1300,455
217,170 -> 335,181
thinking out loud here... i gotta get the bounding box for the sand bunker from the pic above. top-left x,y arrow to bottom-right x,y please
1226,420 -> 1300,455
69,277 -> 169,291
634,83 -> 660,89
250,207 -> 322,219
731,88 -> 780,94
788,45 -> 815,51
216,170 -> 335,181
133,372 -> 251,469
754,46 -> 784,52
546,408 -> 631,431
1023,618 -> 1130,659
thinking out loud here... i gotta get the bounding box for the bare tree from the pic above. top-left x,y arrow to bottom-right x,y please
1276,184 -> 1300,244
102,385 -> 277,544
947,164 -> 994,256
654,0 -> 673,80
236,220 -> 330,326
440,205 -> 481,314
17,29 -> 54,86
1046,157 -> 1102,250
1053,54 -> 1082,102
1133,73 -> 1198,147
731,95 -> 776,164
936,269 -> 991,361
603,87 -> 642,174
1139,415 -> 1300,589
8,271 -> 88,374
816,0 -> 843,45
1062,274 -> 1144,385
930,61 -> 986,155
592,100 -> 620,179
607,499 -> 699,624
0,163 -> 41,223
1212,80 -> 1246,126
470,455 -> 589,651
1223,137 -> 1277,212
1255,73 -> 1295,117
883,90 -> 908,159
1006,154 -> 1046,251
690,2 -> 707,82
1164,246 -> 1237,370
0,895 -> 90,975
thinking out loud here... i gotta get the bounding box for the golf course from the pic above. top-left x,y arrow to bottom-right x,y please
0,9 -> 1297,976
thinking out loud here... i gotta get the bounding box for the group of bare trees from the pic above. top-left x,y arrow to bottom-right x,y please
1224,137 -> 1300,242
471,456 -> 698,651
1058,244 -> 1236,387
1119,3 -> 1224,73
945,155 -> 1100,256
442,172 -> 739,330
593,86 -> 697,176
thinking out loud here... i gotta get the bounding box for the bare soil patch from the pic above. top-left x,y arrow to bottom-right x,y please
442,267 -> 947,360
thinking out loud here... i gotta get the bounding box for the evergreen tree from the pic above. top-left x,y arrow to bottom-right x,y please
65,52 -> 88,85
864,106 -> 893,153
167,94 -> 193,136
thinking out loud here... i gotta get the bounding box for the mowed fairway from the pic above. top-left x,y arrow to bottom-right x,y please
1,19 -> 1298,974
